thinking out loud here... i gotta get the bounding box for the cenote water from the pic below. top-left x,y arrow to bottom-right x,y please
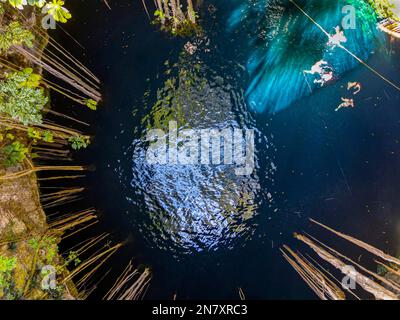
52,0 -> 400,299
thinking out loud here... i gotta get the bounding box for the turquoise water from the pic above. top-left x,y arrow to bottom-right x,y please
53,0 -> 400,299
227,0 -> 382,112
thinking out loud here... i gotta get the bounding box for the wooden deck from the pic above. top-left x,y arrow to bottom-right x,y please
378,18 -> 400,38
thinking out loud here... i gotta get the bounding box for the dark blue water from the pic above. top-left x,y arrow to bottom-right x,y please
55,0 -> 400,299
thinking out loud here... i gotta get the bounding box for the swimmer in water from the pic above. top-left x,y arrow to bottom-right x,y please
347,81 -> 362,94
335,97 -> 354,111
304,60 -> 328,75
328,26 -> 347,48
314,71 -> 334,86
305,60 -> 334,87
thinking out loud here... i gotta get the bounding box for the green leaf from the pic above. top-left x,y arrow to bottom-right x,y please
1,141 -> 28,167
44,0 -> 72,23
68,135 -> 90,150
42,130 -> 54,143
27,0 -> 46,7
85,99 -> 97,111
0,21 -> 34,53
7,0 -> 27,9
0,69 -> 47,125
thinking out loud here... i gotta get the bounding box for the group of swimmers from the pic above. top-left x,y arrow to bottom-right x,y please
304,60 -> 334,86
303,26 -> 349,87
303,26 -> 362,112
335,82 -> 362,111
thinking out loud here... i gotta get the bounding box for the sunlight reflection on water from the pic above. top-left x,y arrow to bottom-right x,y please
128,52 -> 276,254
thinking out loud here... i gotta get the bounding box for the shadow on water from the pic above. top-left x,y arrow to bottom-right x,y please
51,0 -> 400,299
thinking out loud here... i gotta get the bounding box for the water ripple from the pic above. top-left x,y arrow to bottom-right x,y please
128,48 -> 276,255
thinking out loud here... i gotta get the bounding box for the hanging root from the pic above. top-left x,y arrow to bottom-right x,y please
62,243 -> 123,290
104,261 -> 152,300
0,165 -> 85,180
32,146 -> 73,162
238,287 -> 246,300
14,46 -> 101,102
5,8 -> 102,104
310,218 -> 400,267
0,116 -> 84,141
103,0 -> 112,10
146,0 -> 197,30
281,245 -> 345,300
303,231 -> 400,294
292,233 -> 399,300
48,208 -> 97,235
37,175 -> 86,181
40,187 -> 84,207
284,217 -> 400,300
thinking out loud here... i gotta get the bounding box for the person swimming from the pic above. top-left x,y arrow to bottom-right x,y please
335,97 -> 354,111
314,71 -> 334,86
328,26 -> 347,48
304,60 -> 334,87
347,81 -> 362,94
304,60 -> 328,75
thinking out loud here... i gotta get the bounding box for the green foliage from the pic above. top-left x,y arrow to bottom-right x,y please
171,19 -> 200,37
0,256 -> 16,289
4,132 -> 15,141
66,251 -> 81,267
18,68 -> 42,88
153,6 -> 201,37
68,135 -> 90,150
4,0 -> 27,9
368,0 -> 399,20
42,237 -> 58,264
45,284 -> 65,299
1,141 -> 28,166
28,236 -> 58,264
6,133 -> 14,140
27,0 -> 47,7
0,69 -> 47,125
2,0 -> 71,23
0,21 -> 34,53
27,237 -> 40,250
85,98 -> 97,111
154,10 -> 165,20
27,128 -> 54,143
43,0 -> 71,23
27,127 -> 41,141
42,130 -> 54,143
